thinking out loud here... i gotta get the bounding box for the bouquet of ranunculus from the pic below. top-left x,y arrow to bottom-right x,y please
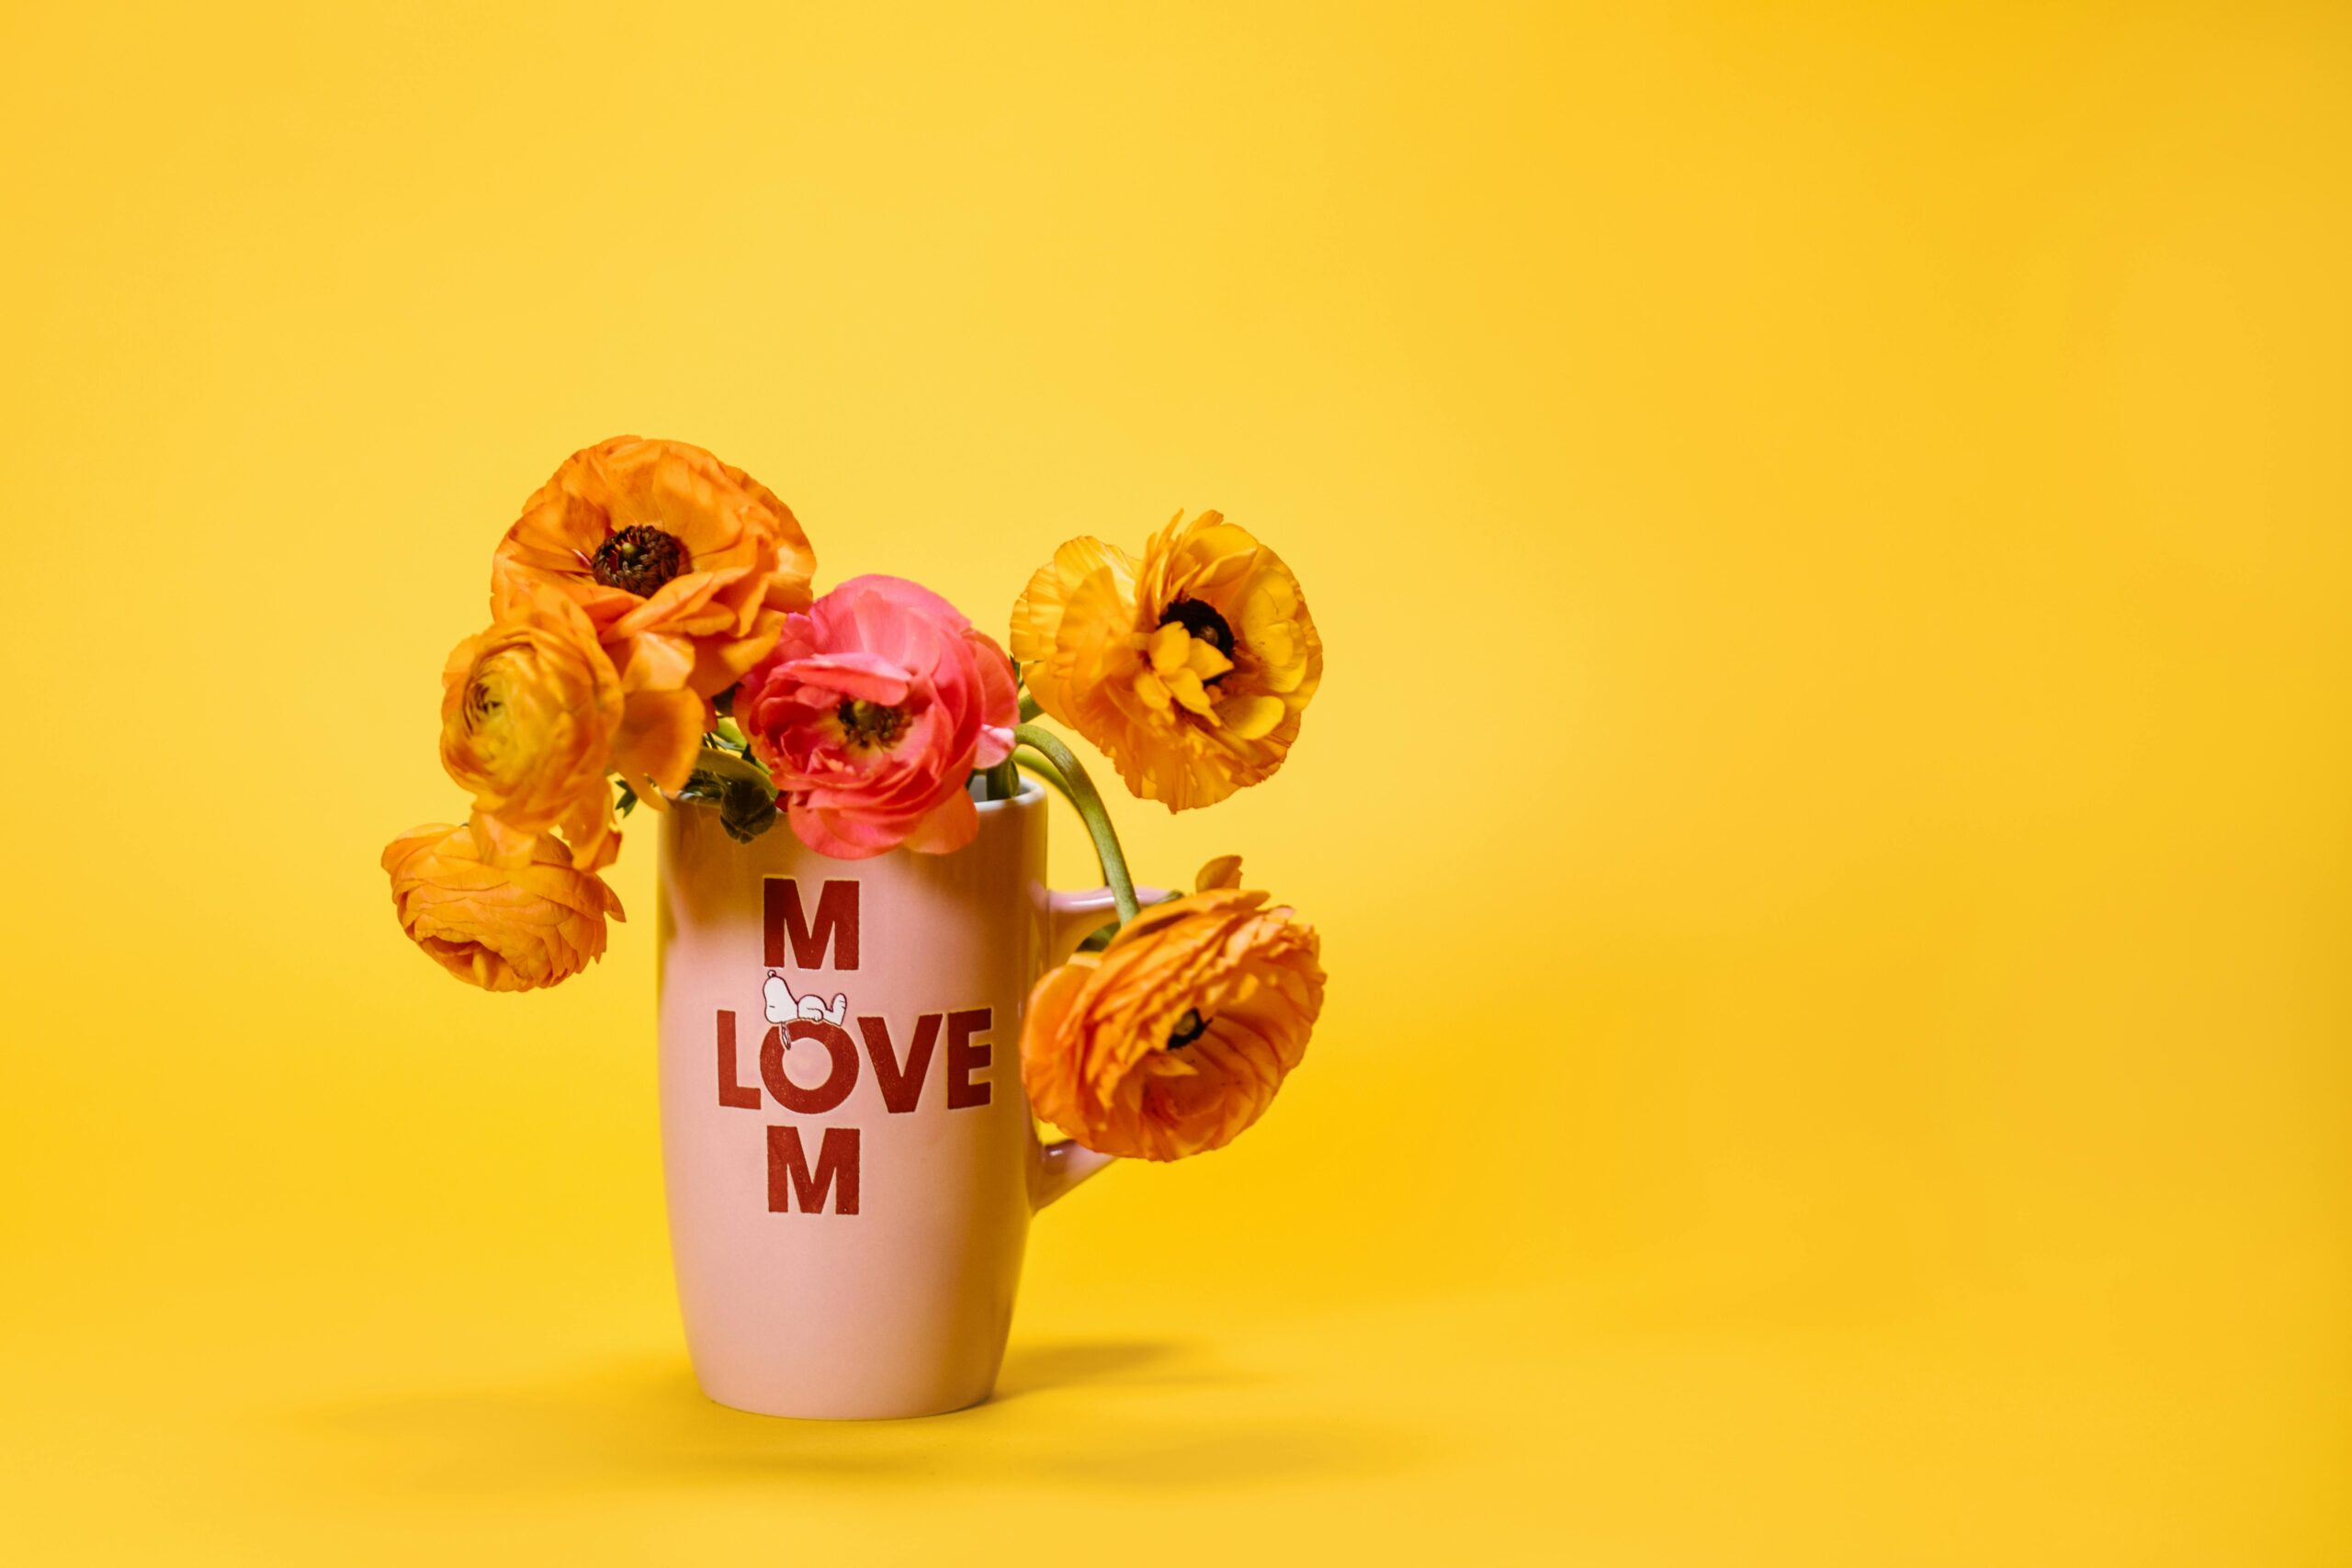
384,435 -> 1326,1159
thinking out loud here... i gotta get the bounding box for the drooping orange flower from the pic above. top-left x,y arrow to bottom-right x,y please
1011,512 -> 1320,811
381,822 -> 624,992
1020,858 -> 1323,1160
491,436 -> 816,702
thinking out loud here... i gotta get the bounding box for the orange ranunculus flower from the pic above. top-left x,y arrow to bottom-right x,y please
439,591 -> 702,871
1020,858 -> 1323,1160
440,591 -> 619,870
1010,512 -> 1321,811
491,435 -> 816,702
381,821 -> 624,993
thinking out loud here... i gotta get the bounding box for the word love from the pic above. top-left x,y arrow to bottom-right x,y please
710,876 -> 998,1218
711,1009 -> 997,1217
714,1009 -> 996,1119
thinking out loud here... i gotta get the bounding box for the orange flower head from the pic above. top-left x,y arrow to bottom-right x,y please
1020,858 -> 1323,1160
439,591 -> 627,871
381,822 -> 624,993
1010,512 -> 1320,811
492,436 -> 817,701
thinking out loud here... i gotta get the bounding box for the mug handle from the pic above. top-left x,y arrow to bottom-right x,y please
1029,884 -> 1165,1210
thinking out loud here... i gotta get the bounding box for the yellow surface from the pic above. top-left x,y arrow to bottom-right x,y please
3,2 -> 2347,1562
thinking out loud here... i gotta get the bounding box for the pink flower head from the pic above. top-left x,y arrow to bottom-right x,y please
736,575 -> 1019,859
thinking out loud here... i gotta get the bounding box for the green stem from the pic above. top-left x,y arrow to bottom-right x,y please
1013,748 -> 1076,804
1018,691 -> 1044,723
1013,723 -> 1137,925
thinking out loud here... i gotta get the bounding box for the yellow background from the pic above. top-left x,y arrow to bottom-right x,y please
4,2 -> 2346,1561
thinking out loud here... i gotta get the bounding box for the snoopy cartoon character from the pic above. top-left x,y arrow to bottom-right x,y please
765,969 -> 849,1029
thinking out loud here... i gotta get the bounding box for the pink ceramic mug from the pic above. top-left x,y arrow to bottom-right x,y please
655,780 -> 1122,1419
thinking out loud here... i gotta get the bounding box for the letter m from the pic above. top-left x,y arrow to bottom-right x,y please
767,1126 -> 860,1215
763,878 -> 860,970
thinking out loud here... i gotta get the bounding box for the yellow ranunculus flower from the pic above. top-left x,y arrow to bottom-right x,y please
440,591 -> 624,870
438,591 -> 698,873
1010,511 -> 1321,810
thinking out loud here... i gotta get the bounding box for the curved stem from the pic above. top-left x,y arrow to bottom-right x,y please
1018,691 -> 1044,723
1013,748 -> 1076,804
1014,723 -> 1137,925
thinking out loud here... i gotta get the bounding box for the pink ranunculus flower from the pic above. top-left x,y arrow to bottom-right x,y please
736,574 -> 1020,859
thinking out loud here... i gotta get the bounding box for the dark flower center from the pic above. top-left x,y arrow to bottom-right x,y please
463,651 -> 519,728
590,525 -> 688,597
1159,596 -> 1236,668
1166,1009 -> 1208,1050
837,698 -> 908,750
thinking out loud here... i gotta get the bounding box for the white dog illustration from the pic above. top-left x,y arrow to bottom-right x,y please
764,969 -> 849,1028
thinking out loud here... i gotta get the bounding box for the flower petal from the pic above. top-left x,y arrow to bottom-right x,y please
1008,512 -> 1319,812
1216,693 -> 1287,740
1195,854 -> 1244,892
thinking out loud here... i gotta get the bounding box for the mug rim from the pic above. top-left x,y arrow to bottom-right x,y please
973,777 -> 1046,814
